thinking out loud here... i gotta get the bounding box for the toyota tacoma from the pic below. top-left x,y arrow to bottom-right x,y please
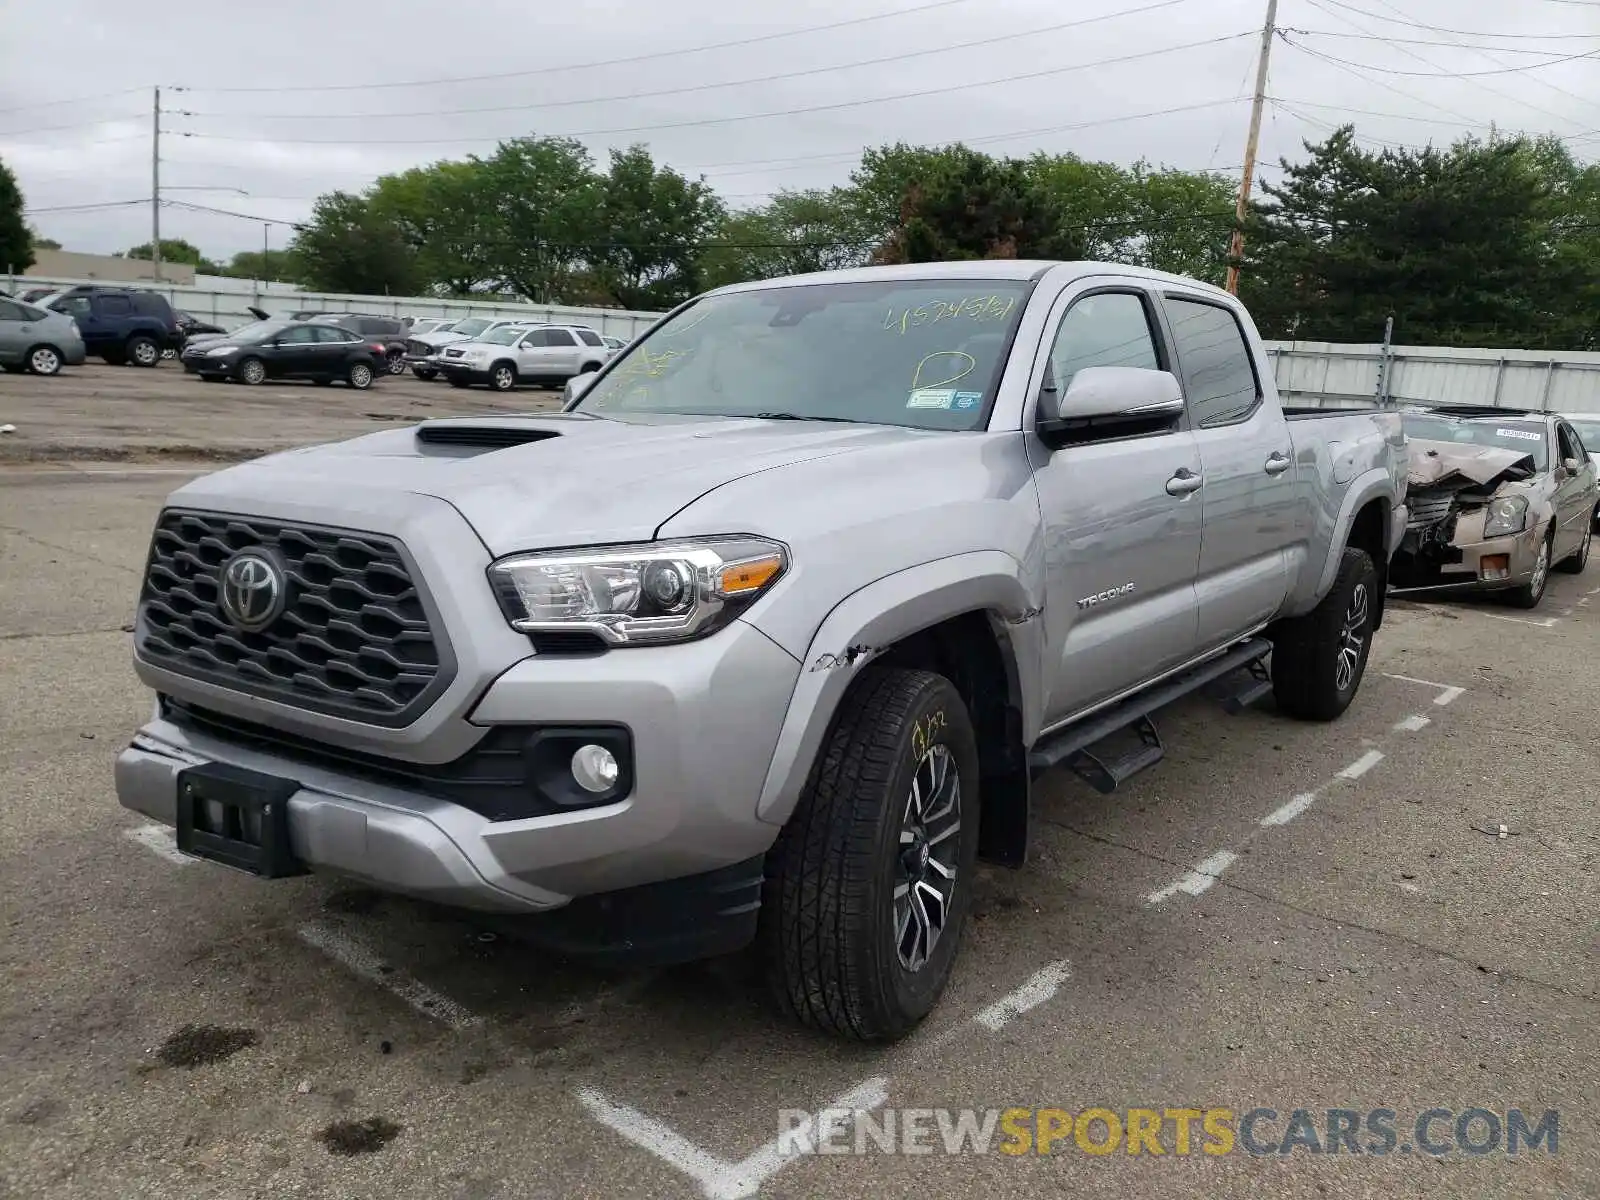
117,261 -> 1407,1041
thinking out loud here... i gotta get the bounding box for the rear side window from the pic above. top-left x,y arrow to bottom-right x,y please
315,325 -> 355,343
96,294 -> 132,317
1163,298 -> 1260,427
575,328 -> 603,346
1047,291 -> 1160,392
0,298 -> 24,321
545,328 -> 577,347
131,294 -> 163,316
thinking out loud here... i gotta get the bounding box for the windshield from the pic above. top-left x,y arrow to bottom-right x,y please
479,326 -> 527,346
573,278 -> 1034,430
224,319 -> 293,345
1566,418 -> 1600,454
450,318 -> 493,338
1402,414 -> 1549,471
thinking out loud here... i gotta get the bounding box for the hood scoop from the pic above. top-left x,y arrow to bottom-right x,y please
414,421 -> 563,453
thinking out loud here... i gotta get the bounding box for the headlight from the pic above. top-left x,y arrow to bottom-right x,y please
1483,495 -> 1529,538
489,537 -> 788,645
205,346 -> 235,357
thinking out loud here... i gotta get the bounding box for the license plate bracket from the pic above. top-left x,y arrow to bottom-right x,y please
175,762 -> 307,878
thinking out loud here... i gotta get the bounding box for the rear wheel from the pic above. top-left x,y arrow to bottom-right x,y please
760,666 -> 980,1041
26,345 -> 63,376
127,335 -> 160,368
1506,532 -> 1553,608
1555,523 -> 1590,575
386,351 -> 406,375
1269,546 -> 1377,721
347,361 -> 374,390
236,357 -> 266,385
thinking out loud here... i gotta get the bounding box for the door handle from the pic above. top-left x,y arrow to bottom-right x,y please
1165,467 -> 1203,496
1264,451 -> 1292,475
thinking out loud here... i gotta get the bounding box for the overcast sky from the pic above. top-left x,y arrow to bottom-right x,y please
2,0 -> 1596,262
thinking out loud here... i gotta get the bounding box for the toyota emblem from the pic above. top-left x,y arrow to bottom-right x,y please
218,550 -> 288,631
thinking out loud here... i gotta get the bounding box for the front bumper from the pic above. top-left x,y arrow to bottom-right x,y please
117,616 -> 801,914
438,361 -> 491,383
1403,507 -> 1546,591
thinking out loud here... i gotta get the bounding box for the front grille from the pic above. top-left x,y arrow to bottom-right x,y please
137,510 -> 454,727
1406,490 -> 1458,528
404,339 -> 432,356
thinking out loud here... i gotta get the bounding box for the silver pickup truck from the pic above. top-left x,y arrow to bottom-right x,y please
117,261 -> 1407,1042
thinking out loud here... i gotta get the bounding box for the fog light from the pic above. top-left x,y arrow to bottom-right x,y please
571,744 -> 620,793
1480,554 -> 1510,581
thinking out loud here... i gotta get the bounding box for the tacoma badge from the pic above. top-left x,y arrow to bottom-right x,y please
1077,582 -> 1137,610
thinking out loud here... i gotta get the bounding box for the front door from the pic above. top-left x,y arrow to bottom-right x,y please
1158,291 -> 1295,651
1554,421 -> 1597,558
1027,283 -> 1203,726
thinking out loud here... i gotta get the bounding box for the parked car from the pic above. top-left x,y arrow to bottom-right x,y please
1391,406 -> 1596,607
437,323 -> 614,391
163,310 -> 229,359
305,313 -> 410,375
0,294 -> 87,375
602,334 -> 626,350
117,260 -> 1407,1041
403,316 -> 526,380
407,317 -> 454,337
36,285 -> 180,367
1557,412 -> 1600,529
16,286 -> 57,304
178,318 -> 388,388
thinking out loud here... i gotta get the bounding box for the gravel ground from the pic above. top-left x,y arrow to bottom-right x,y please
0,422 -> 1596,1199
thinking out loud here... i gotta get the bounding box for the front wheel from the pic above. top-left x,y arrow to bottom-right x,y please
760,666 -> 980,1041
27,345 -> 63,376
347,361 -> 374,390
1269,546 -> 1377,721
1555,523 -> 1590,575
236,357 -> 267,385
1506,533 -> 1553,608
489,363 -> 517,392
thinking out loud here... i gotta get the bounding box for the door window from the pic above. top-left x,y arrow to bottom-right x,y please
1163,298 -> 1261,428
1046,291 -> 1160,394
1558,423 -> 1584,467
575,329 -> 603,346
53,296 -> 92,319
314,325 -> 356,343
544,328 -> 578,346
281,326 -> 319,344
0,298 -> 25,321
95,295 -> 133,317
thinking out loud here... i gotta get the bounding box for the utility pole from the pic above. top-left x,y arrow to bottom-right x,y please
1224,0 -> 1278,295
151,87 -> 162,282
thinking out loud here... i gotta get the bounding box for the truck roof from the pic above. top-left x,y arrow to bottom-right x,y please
705,259 -> 1233,299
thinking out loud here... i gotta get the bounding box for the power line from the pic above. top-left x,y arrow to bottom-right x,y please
0,86 -> 149,116
172,0 -> 985,94
1288,28 -> 1600,56
1310,0 -> 1600,40
0,113 -> 147,136
180,0 -> 1193,123
168,32 -> 1255,146
22,199 -> 149,214
1278,34 -> 1600,76
1278,31 -> 1483,125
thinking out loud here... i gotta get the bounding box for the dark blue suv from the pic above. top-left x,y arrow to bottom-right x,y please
42,286 -> 181,367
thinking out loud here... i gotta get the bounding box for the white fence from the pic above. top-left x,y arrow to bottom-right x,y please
1262,341 -> 1600,415
5,273 -> 665,342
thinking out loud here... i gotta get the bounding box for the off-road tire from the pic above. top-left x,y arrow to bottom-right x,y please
1269,546 -> 1377,721
1555,522 -> 1590,575
760,666 -> 980,1042
1506,529 -> 1554,607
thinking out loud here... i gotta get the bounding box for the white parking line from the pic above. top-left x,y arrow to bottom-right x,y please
1380,673 -> 1465,707
1260,793 -> 1318,827
1147,850 -> 1238,904
297,921 -> 482,1031
973,961 -> 1071,1031
123,823 -> 193,866
578,1076 -> 891,1200
1336,750 -> 1385,780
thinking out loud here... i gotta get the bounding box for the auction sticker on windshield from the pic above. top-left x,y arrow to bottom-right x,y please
1496,428 -> 1542,441
908,388 -> 956,409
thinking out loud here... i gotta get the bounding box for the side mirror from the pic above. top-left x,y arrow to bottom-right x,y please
1038,366 -> 1185,447
563,372 -> 598,406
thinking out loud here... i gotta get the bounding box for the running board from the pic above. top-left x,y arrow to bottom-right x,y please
1028,637 -> 1273,787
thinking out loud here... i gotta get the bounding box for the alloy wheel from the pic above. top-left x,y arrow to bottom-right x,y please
893,743 -> 962,973
1335,581 -> 1368,693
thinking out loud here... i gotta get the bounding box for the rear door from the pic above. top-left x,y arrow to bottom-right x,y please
1026,281 -> 1203,725
543,327 -> 582,376
313,324 -> 361,374
0,297 -> 32,363
1157,289 -> 1295,650
273,325 -> 321,376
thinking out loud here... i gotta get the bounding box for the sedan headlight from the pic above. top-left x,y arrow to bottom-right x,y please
1483,495 -> 1529,538
205,345 -> 235,357
489,537 -> 788,645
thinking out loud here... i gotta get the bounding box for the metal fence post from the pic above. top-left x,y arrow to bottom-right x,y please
1375,315 -> 1394,407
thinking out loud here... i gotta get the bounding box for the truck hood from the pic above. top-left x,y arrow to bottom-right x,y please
177,412 -> 941,556
1405,438 -> 1537,491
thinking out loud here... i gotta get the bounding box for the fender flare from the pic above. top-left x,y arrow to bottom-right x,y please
1306,468 -> 1398,611
752,550 -> 1041,827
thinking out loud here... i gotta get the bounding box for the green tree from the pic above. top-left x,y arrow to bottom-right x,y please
590,145 -> 725,309
369,160 -> 502,294
477,136 -> 601,301
124,238 -> 224,274
221,248 -> 303,283
697,188 -> 873,290
288,191 -> 421,295
0,158 -> 35,273
1123,163 -> 1238,283
29,229 -> 61,251
874,145 -> 1081,263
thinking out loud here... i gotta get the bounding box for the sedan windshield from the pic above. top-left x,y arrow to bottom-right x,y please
1401,415 -> 1549,471
573,278 -> 1034,431
224,319 -> 293,345
450,318 -> 493,338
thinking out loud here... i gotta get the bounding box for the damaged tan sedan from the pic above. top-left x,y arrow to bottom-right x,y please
1391,407 -> 1598,609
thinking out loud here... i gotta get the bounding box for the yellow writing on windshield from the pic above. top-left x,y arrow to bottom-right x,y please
912,351 -> 977,391
610,346 -> 690,382
883,294 -> 1016,335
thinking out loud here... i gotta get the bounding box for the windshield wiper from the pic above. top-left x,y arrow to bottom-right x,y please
752,411 -> 857,423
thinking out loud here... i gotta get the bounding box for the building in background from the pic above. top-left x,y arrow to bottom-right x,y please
23,249 -> 196,286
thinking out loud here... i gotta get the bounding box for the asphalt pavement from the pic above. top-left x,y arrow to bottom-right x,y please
1,462 -> 1596,1200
